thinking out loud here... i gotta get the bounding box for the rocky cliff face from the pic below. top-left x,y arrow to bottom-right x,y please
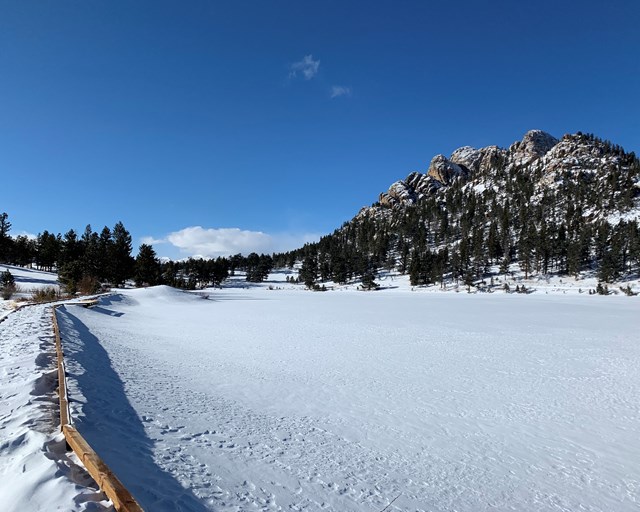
509,129 -> 559,166
426,154 -> 468,185
371,130 -> 638,221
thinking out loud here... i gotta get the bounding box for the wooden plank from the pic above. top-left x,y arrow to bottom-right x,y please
52,307 -> 70,427
63,425 -> 144,512
69,299 -> 99,308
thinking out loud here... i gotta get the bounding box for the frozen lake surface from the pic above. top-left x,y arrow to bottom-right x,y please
57,286 -> 640,511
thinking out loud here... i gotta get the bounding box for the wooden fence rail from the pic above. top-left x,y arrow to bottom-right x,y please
52,301 -> 144,512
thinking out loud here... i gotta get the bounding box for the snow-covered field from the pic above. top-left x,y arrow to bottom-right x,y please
293,266 -> 640,296
0,264 -> 59,294
51,281 -> 639,511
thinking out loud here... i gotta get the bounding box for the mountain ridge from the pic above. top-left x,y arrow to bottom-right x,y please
366,130 -> 637,220
277,129 -> 640,291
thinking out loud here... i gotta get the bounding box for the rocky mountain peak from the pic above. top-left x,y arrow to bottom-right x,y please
427,154 -> 468,185
509,130 -> 559,166
450,145 -> 506,175
449,146 -> 482,173
377,180 -> 417,208
365,130 -> 638,222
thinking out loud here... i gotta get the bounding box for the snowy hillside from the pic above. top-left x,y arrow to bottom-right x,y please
0,265 -> 60,325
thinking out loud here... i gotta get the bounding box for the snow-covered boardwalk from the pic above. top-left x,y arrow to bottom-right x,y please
0,304 -> 108,511
57,287 -> 640,512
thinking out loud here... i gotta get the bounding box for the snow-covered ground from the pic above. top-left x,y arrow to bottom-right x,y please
0,302 -> 111,511
0,264 -> 60,321
0,263 -> 59,294
54,281 -> 640,511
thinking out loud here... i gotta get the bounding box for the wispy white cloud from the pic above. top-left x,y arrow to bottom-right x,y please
330,85 -> 352,98
289,55 -> 320,80
140,236 -> 166,245
167,227 -> 270,257
145,226 -> 321,259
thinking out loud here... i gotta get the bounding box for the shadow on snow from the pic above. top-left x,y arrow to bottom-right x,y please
56,305 -> 209,512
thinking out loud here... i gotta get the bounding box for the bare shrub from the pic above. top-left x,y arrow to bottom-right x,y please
31,287 -> 62,303
1,282 -> 17,300
78,275 -> 100,295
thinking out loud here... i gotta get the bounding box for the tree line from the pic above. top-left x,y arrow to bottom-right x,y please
0,213 -> 277,295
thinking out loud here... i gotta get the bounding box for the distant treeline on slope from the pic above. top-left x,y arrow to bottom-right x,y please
2,131 -> 639,295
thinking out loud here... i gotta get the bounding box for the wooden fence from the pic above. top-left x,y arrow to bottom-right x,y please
52,301 -> 144,512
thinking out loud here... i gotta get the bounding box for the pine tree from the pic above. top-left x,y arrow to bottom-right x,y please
257,254 -> 273,282
409,249 -> 422,286
36,231 -> 60,271
361,269 -> 379,290
244,252 -> 261,282
1,269 -> 14,287
134,244 -> 161,286
109,221 -> 134,287
56,228 -> 85,292
471,225 -> 486,278
463,266 -> 475,292
0,212 -> 12,262
97,227 -> 113,281
555,224 -> 568,272
81,225 -> 101,280
331,251 -> 349,284
537,219 -> 551,274
0,269 -> 16,299
518,224 -> 533,279
12,235 -> 36,267
58,260 -> 84,294
299,252 -> 318,289
487,221 -> 501,263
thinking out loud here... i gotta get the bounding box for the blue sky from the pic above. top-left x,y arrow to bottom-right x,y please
1,1 -> 639,259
